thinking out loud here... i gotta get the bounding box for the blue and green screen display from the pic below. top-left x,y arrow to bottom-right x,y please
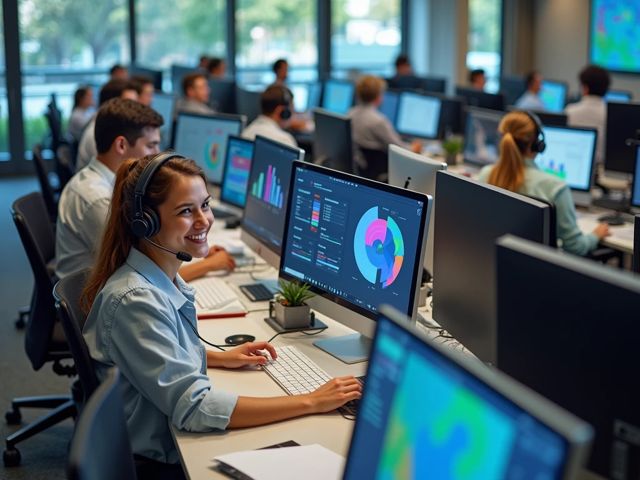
591,1 -> 640,73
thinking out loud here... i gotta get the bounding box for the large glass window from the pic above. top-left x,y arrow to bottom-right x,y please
467,0 -> 502,92
136,0 -> 226,72
19,0 -> 129,152
331,0 -> 401,79
236,0 -> 317,85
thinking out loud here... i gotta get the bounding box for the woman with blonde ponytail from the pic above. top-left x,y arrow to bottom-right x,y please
477,111 -> 609,256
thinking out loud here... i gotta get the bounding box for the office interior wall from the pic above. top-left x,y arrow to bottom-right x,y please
501,0 -> 534,77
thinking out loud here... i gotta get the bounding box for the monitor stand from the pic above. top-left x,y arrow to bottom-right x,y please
313,334 -> 371,364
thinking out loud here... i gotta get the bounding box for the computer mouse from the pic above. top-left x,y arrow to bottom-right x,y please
224,334 -> 256,346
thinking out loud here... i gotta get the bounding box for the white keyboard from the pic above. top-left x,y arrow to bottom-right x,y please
263,345 -> 332,395
191,278 -> 240,310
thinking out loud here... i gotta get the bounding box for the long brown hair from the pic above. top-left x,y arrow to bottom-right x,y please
81,154 -> 205,313
487,111 -> 536,192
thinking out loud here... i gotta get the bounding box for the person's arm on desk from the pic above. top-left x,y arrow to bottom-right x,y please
179,245 -> 236,282
207,342 -> 363,428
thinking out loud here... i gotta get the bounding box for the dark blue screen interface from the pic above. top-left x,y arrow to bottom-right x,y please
221,138 -> 254,208
379,91 -> 399,125
343,315 -> 570,480
633,148 -> 640,208
281,165 -> 426,316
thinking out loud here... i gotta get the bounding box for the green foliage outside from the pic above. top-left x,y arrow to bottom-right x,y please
468,0 -> 501,53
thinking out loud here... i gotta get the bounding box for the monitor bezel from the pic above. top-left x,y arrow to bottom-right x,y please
395,90 -> 443,140
278,160 -> 431,330
170,111 -> 247,185
219,135 -> 255,209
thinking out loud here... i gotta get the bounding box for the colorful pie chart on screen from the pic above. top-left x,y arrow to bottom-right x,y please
354,206 -> 405,288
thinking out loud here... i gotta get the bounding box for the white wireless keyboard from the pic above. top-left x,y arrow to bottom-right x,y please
191,278 -> 240,310
263,345 -> 332,395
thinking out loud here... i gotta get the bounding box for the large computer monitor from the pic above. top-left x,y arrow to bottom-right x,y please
396,91 -> 442,140
540,80 -> 568,112
312,108 -> 353,173
240,136 -> 305,268
172,112 -> 246,184
321,79 -> 355,115
343,305 -> 594,480
500,75 -> 527,106
150,92 -> 175,149
278,161 -> 431,363
605,101 -> 640,174
455,87 -> 506,111
388,144 -> 446,275
632,147 -> 640,209
439,95 -> 465,136
605,89 -> 632,103
208,78 -> 236,114
432,172 -> 552,364
535,125 -> 597,205
378,90 -> 399,125
220,136 -> 254,209
496,235 -> 640,479
290,82 -> 322,113
129,65 -> 163,90
235,87 -> 262,123
463,107 -> 504,166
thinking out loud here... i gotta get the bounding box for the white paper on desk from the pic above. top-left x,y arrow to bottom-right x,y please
213,444 -> 344,480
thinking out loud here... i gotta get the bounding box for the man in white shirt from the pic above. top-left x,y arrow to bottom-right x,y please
175,72 -> 215,116
76,79 -> 139,170
56,98 -> 163,278
565,65 -> 610,165
515,71 -> 545,110
241,85 -> 298,148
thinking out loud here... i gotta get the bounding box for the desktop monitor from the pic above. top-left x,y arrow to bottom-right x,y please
531,110 -> 568,127
463,107 -> 504,166
235,87 -> 262,123
432,172 -> 552,364
496,235 -> 640,479
290,82 -> 322,113
634,215 -> 640,274
388,144 -> 446,275
172,112 -> 246,184
208,78 -> 236,114
439,95 -> 465,136
321,79 -> 355,115
150,92 -> 175,149
418,76 -> 447,94
129,65 -> 163,90
386,74 -> 422,90
605,89 -> 632,103
312,108 -> 353,174
535,125 -> 597,205
500,75 -> 527,106
605,101 -> 640,174
632,147 -> 640,209
378,90 -> 400,125
220,136 -> 254,209
240,136 -> 305,268
396,91 -> 442,140
170,64 -> 196,93
343,305 -> 594,480
455,86 -> 506,111
540,80 -> 568,112
278,161 -> 431,363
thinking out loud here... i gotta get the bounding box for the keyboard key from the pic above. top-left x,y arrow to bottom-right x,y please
262,345 -> 332,396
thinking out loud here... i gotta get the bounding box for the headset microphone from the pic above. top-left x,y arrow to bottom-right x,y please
145,238 -> 193,262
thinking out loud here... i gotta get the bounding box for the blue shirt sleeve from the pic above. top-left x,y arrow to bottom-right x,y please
554,185 -> 599,256
106,287 -> 238,432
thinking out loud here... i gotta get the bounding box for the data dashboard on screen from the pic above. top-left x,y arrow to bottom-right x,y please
591,1 -> 640,73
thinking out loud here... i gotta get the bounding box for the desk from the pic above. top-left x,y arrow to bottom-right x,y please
576,208 -> 634,254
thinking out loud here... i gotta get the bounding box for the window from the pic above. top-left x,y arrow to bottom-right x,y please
331,0 -> 401,78
236,0 -> 317,85
19,0 -> 129,152
467,0 -> 502,92
136,0 -> 226,72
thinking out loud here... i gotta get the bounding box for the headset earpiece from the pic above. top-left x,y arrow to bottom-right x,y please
524,110 -> 546,154
280,87 -> 292,120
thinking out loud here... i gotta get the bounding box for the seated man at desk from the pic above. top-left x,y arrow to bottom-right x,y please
241,85 -> 298,148
515,71 -> 545,110
82,153 -> 362,479
175,72 -> 216,116
469,68 -> 487,91
477,111 -> 609,256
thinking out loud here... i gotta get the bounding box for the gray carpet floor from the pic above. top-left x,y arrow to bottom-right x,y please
1,176 -> 71,480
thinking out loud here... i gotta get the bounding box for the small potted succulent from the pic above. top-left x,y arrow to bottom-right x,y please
272,279 -> 315,329
442,135 -> 464,165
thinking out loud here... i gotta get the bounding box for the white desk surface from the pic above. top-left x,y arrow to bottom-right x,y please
576,208 -> 634,253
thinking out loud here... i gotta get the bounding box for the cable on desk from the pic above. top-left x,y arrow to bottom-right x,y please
266,326 -> 328,344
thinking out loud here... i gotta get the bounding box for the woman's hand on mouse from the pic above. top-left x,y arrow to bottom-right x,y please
207,341 -> 277,369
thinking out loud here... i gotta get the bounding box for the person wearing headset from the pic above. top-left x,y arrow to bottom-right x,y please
476,111 -> 609,256
241,85 -> 298,147
81,153 -> 362,479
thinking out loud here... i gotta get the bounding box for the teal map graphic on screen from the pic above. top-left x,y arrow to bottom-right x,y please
376,354 -> 516,479
591,1 -> 640,72
353,207 -> 404,288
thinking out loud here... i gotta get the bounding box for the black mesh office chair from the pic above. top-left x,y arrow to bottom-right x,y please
31,144 -> 59,223
4,193 -> 76,467
356,147 -> 388,182
68,368 -> 137,480
633,215 -> 640,274
54,269 -> 99,408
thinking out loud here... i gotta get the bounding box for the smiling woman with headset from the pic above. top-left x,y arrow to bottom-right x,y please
80,152 -> 361,479
476,110 -> 609,256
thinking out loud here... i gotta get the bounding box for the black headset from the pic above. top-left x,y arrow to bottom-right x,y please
131,152 -> 187,239
522,110 -> 546,154
278,86 -> 292,120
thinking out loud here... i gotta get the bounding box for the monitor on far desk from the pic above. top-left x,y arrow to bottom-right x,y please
605,101 -> 640,174
219,135 -> 254,211
321,79 -> 355,115
312,108 -> 353,174
455,87 -> 505,111
172,112 -> 246,185
150,92 -> 175,149
290,82 -> 322,113
378,90 -> 399,126
395,91 -> 442,140
278,161 -> 431,363
463,107 -> 504,166
343,305 -> 593,480
540,79 -> 568,113
605,89 -> 633,103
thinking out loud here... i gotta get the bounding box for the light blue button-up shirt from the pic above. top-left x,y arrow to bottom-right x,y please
478,160 -> 599,256
515,91 -> 545,111
83,248 -> 238,464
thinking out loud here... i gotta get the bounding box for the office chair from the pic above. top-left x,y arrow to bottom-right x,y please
53,269 -> 99,408
31,144 -> 59,223
68,368 -> 137,480
4,193 -> 76,467
633,215 -> 640,274
356,147 -> 388,182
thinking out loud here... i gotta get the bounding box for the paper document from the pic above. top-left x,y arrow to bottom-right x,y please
213,444 -> 344,480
